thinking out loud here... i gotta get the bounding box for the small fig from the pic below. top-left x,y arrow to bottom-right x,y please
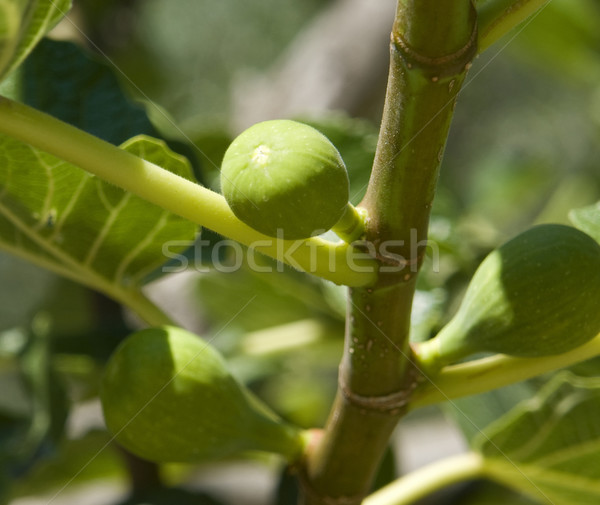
416,224 -> 600,371
220,119 -> 354,239
100,326 -> 304,463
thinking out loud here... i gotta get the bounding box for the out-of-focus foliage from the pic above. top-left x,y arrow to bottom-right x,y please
76,0 -> 328,129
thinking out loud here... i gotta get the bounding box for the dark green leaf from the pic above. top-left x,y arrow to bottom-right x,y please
22,38 -> 157,144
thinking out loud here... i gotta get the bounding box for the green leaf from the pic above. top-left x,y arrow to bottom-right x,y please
569,202 -> 600,245
21,38 -> 157,145
0,0 -> 71,81
446,379 -> 542,443
0,133 -> 198,309
474,372 -> 600,505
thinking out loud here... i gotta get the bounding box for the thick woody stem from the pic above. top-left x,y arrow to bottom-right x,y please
300,2 -> 477,504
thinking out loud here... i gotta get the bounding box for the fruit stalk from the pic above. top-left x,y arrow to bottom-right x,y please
410,333 -> 600,409
332,203 -> 367,243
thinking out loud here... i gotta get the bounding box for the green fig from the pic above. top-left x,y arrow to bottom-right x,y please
220,119 -> 358,240
100,326 -> 305,463
416,224 -> 600,371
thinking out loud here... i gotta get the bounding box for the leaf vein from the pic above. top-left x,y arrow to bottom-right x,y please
31,149 -> 59,230
114,211 -> 170,285
48,173 -> 89,240
534,437 -> 600,469
83,192 -> 131,267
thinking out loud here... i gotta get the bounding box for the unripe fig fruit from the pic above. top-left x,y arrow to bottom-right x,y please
220,120 -> 351,239
100,326 -> 305,463
417,224 -> 600,371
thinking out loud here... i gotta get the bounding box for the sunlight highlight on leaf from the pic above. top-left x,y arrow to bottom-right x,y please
0,134 -> 198,302
0,0 -> 71,80
475,372 -> 600,505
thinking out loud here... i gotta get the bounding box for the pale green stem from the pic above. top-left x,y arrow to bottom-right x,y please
332,203 -> 367,243
0,96 -> 378,287
363,452 -> 484,505
411,319 -> 474,374
121,289 -> 175,328
476,0 -> 552,53
410,335 -> 442,374
410,332 -> 600,409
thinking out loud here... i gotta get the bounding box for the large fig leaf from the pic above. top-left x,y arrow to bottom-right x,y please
0,0 -> 71,80
474,372 -> 600,505
0,134 -> 198,305
570,202 -> 600,244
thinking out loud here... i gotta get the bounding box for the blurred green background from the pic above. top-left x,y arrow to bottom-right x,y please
1,0 -> 599,504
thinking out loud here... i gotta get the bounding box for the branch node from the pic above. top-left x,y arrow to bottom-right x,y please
338,368 -> 420,414
391,21 -> 478,76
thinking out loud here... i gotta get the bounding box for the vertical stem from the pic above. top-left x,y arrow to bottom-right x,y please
303,281 -> 417,503
363,1 -> 477,262
301,2 -> 477,504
